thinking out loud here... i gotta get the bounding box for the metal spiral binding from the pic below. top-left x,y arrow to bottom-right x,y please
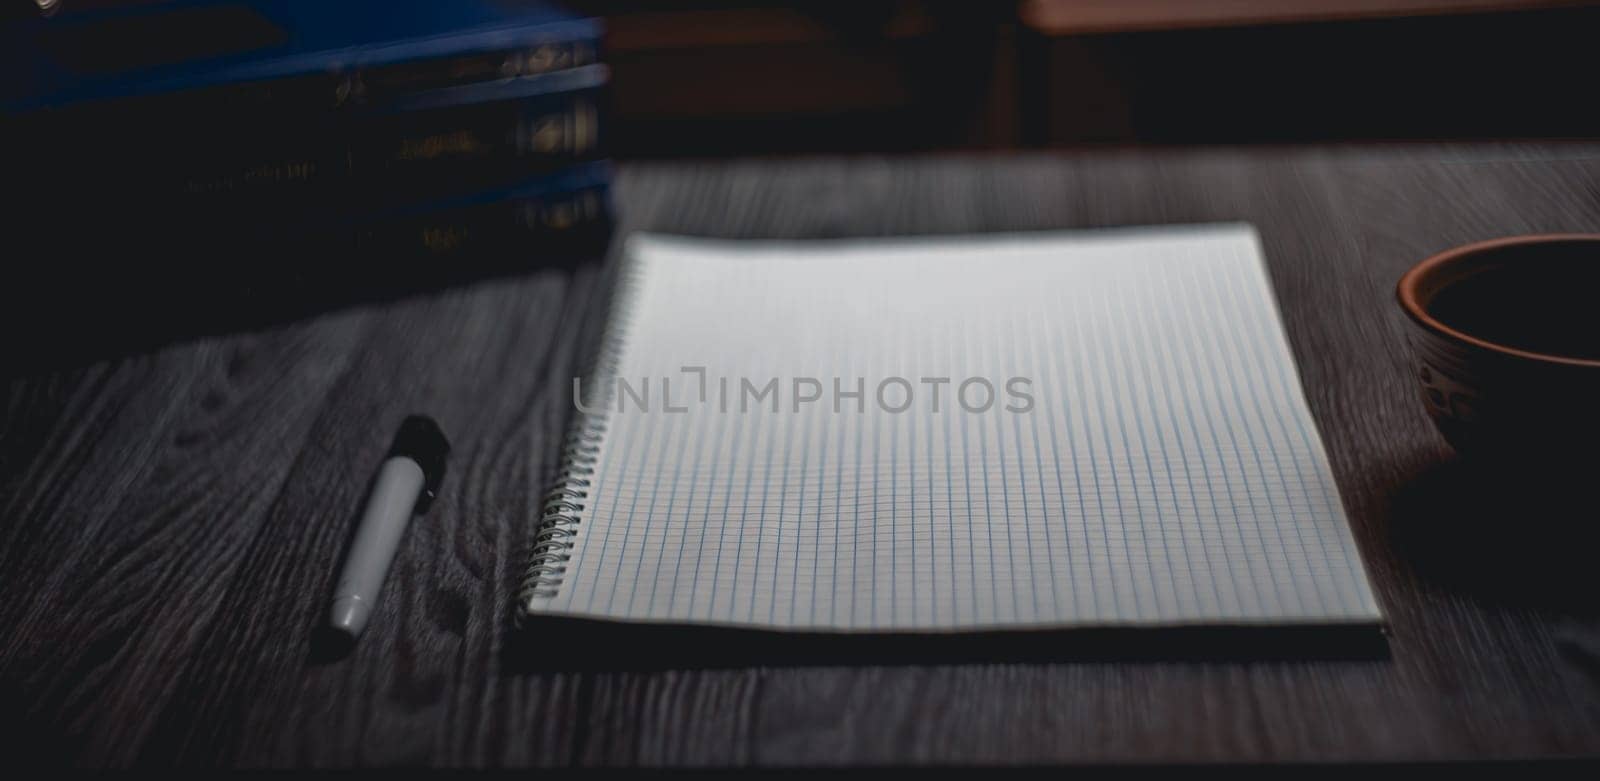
517,253 -> 639,610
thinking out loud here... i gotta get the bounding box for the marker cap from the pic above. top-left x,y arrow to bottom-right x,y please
388,415 -> 450,511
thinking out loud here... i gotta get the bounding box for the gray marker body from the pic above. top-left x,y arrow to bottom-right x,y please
328,456 -> 426,637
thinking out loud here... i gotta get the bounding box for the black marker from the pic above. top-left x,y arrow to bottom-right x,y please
328,415 -> 449,638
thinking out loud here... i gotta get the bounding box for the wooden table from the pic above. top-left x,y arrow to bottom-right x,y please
4,145 -> 1600,766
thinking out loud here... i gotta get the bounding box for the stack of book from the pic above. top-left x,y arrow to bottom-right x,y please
7,0 -> 612,270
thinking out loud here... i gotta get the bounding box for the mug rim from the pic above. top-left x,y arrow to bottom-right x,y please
1396,233 -> 1600,369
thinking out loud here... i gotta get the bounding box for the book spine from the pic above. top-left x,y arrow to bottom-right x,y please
23,48 -> 604,220
42,83 -> 604,227
352,182 -> 612,260
28,38 -> 601,117
351,39 -> 600,103
354,87 -> 602,208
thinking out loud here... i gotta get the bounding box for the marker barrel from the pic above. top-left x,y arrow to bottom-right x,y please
328,456 -> 426,636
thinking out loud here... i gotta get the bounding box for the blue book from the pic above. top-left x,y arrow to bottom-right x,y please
164,63 -> 610,219
350,159 -> 615,259
10,1 -> 609,227
5,0 -> 602,113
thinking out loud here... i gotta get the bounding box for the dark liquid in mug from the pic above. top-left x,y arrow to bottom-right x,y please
1427,247 -> 1600,361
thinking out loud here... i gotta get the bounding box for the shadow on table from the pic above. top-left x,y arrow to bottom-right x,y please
0,679 -> 72,768
1,230 -> 612,377
501,616 -> 1390,673
1389,456 -> 1600,619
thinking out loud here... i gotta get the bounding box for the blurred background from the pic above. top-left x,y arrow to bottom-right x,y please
582,0 -> 1600,154
5,0 -> 1599,368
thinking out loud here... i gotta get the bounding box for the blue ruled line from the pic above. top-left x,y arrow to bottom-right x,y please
1172,259 -> 1285,616
1018,310 -> 1061,620
1132,259 -> 1235,615
619,403 -> 684,617
1213,254 -> 1334,616
569,398 -> 623,613
942,324 -> 961,626
789,383 -> 816,625
730,396 -> 766,621
590,382 -> 659,615
1037,301 -> 1090,620
1106,272 -> 1193,616
888,364 -> 900,627
1228,255 -> 1369,614
1195,257 -> 1311,617
972,330 -> 1014,623
929,328 -> 951,627
1060,286 -> 1120,620
1004,315 -> 1041,621
1082,291 -> 1152,619
702,388 -> 748,621
664,391 -> 728,619
822,349 -> 850,626
956,347 -> 991,621
850,363 -> 866,628
1151,258 -> 1257,615
869,382 -> 882,627
807,385 -> 831,627
650,395 -> 713,618
760,390 -> 797,624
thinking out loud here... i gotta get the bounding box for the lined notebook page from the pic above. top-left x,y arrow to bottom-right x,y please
523,225 -> 1382,631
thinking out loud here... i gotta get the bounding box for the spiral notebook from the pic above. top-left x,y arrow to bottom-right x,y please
518,225 -> 1382,632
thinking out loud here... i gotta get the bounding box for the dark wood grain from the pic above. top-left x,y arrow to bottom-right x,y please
4,145 -> 1600,767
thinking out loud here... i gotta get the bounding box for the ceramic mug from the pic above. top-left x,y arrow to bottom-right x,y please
1396,234 -> 1600,462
